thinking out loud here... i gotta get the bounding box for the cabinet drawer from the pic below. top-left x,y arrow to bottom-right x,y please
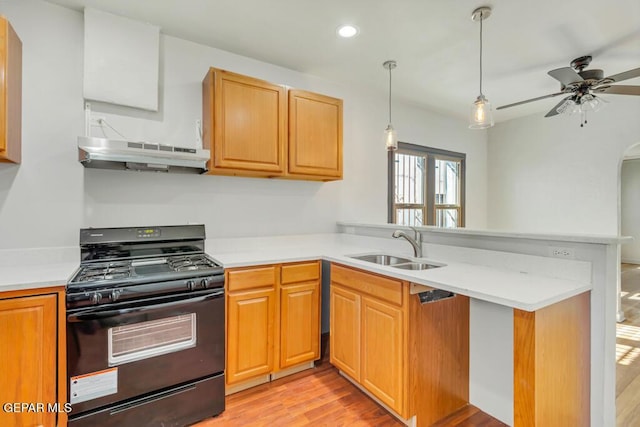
281,261 -> 320,284
331,264 -> 403,306
227,266 -> 277,292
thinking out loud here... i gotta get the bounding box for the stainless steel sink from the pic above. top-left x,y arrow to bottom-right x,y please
392,262 -> 442,271
348,254 -> 443,271
349,254 -> 412,265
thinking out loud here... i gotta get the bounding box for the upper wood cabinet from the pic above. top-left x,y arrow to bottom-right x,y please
203,68 -> 286,177
288,90 -> 342,180
0,286 -> 66,427
202,68 -> 342,181
0,17 -> 22,164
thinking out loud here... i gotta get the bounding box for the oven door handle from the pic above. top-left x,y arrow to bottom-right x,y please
67,290 -> 224,322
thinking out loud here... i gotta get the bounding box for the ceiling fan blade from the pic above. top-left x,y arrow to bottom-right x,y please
544,96 -> 572,118
594,85 -> 640,96
604,67 -> 640,83
497,92 -> 566,110
548,67 -> 583,86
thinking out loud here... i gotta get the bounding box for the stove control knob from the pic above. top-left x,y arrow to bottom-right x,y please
111,290 -> 121,302
187,280 -> 196,291
200,278 -> 209,289
90,292 -> 102,305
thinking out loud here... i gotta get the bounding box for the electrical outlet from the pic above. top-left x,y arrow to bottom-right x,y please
549,246 -> 576,259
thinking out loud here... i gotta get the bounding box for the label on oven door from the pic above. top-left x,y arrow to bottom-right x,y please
70,367 -> 118,404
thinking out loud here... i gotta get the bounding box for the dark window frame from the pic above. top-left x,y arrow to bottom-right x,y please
387,142 -> 466,227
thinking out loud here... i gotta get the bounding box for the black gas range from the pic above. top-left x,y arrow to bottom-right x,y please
66,225 -> 225,427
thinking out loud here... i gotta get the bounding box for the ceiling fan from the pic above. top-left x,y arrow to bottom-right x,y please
497,56 -> 640,125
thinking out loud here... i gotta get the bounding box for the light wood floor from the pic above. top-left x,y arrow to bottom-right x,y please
196,350 -> 506,426
617,263 -> 640,426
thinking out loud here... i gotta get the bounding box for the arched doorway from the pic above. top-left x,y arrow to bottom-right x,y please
616,142 -> 640,426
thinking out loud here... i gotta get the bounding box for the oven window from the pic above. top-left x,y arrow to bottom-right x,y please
108,313 -> 197,366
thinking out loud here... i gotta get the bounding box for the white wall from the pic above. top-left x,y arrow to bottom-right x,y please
487,97 -> 640,235
622,158 -> 640,263
469,300 -> 513,424
0,0 -> 487,250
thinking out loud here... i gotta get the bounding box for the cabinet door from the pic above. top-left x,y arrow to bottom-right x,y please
226,288 -> 276,385
288,90 -> 342,180
205,68 -> 286,175
279,281 -> 320,369
361,295 -> 404,414
0,19 -> 7,157
0,294 -> 57,427
330,284 -> 360,380
0,17 -> 22,164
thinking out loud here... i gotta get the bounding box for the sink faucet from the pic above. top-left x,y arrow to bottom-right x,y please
392,228 -> 423,258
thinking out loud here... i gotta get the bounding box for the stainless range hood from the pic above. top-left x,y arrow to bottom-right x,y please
78,136 -> 210,174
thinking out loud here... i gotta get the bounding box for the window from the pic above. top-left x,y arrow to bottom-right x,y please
108,313 -> 197,366
388,142 -> 465,228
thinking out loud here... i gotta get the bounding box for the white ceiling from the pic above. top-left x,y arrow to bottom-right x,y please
46,0 -> 640,123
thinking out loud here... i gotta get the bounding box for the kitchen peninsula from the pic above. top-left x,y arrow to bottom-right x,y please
0,224 -> 625,426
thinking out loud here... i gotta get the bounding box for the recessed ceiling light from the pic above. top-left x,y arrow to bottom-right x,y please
337,25 -> 359,38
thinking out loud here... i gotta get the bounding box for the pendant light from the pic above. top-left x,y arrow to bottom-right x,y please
383,60 -> 398,150
469,7 -> 494,129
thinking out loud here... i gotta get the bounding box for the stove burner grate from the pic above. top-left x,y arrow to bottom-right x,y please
76,262 -> 133,282
168,254 -> 217,272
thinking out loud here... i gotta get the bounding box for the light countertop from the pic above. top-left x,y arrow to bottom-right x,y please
207,233 -> 591,311
338,221 -> 633,245
325,254 -> 591,311
0,262 -> 77,293
0,247 -> 78,293
0,233 -> 592,311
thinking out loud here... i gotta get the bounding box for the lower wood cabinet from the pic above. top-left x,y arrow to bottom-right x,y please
280,281 -> 320,368
226,287 -> 276,384
330,264 -> 408,416
330,263 -> 469,426
225,261 -> 321,392
0,286 -> 66,427
330,285 -> 360,380
361,295 -> 404,412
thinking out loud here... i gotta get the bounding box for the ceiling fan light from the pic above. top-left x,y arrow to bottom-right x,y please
581,93 -> 595,103
384,124 -> 398,151
556,98 -> 577,115
581,94 -> 608,113
469,95 -> 494,129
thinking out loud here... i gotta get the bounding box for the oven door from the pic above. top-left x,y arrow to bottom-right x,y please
67,288 -> 225,415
